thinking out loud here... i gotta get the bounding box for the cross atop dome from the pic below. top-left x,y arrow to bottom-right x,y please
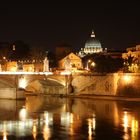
91,30 -> 95,38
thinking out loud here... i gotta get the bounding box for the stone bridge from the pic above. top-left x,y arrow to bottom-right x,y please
0,73 -> 140,99
0,74 -> 71,87
0,74 -> 72,98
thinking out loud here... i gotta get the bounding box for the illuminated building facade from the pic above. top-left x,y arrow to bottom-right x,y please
59,52 -> 83,70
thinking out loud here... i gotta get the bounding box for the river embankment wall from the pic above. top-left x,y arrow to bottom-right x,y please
72,73 -> 140,96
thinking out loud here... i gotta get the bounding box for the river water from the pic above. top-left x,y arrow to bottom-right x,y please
0,96 -> 140,140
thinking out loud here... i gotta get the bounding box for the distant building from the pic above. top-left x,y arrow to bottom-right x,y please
78,30 -> 103,57
59,52 -> 83,70
104,51 -> 123,59
0,59 -> 44,72
6,61 -> 17,72
23,64 -> 34,72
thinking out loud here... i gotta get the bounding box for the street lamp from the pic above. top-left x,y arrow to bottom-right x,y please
86,59 -> 91,70
91,62 -> 96,67
86,60 -> 95,70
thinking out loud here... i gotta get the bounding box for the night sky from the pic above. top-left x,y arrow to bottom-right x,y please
0,2 -> 140,52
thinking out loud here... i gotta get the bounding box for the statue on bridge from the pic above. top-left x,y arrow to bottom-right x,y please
64,56 -> 71,71
43,57 -> 49,72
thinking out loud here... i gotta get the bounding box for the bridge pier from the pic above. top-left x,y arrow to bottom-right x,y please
0,75 -> 25,99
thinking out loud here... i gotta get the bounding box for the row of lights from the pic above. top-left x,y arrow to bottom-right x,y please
2,57 -> 43,63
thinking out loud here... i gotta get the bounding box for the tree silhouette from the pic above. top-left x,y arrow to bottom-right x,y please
123,54 -> 137,72
83,54 -> 123,73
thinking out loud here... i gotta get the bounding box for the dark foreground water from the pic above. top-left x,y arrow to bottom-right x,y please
0,96 -> 140,140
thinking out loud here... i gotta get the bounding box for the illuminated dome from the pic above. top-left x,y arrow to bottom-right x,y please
85,38 -> 101,49
84,30 -> 102,54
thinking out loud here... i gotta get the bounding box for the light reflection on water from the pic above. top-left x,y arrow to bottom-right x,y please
0,96 -> 140,139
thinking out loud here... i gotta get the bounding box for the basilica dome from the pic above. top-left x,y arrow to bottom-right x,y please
85,37 -> 101,49
84,31 -> 102,54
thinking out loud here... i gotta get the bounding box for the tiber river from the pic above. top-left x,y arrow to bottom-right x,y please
0,96 -> 140,140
